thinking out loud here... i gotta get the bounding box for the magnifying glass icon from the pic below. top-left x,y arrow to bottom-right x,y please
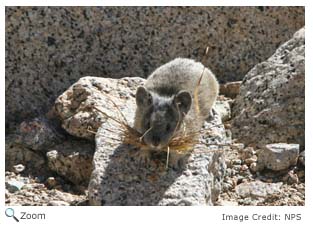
5,208 -> 19,222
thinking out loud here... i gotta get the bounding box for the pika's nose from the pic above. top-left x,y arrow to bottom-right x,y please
152,136 -> 161,147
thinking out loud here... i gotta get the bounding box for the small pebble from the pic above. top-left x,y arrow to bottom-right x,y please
219,200 -> 238,206
48,200 -> 70,206
5,180 -> 25,193
233,165 -> 242,171
232,159 -> 242,165
225,168 -> 233,176
13,164 -> 25,174
283,171 -> 299,185
46,177 -> 57,188
231,143 -> 245,151
241,164 -> 249,171
250,162 -> 258,173
225,159 -> 232,168
241,147 -> 255,160
245,155 -> 258,165
5,189 -> 9,198
24,192 -> 35,197
222,182 -> 233,191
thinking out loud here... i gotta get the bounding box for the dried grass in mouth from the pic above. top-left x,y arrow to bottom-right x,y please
92,101 -> 226,156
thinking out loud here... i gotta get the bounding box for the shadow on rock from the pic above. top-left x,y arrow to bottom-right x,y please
98,143 -> 187,205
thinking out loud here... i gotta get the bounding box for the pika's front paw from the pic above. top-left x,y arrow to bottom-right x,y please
168,153 -> 187,170
133,149 -> 151,166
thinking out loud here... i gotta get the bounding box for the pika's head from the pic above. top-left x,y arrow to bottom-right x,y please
135,86 -> 192,149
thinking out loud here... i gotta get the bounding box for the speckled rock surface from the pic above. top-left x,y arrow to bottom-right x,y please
6,6 -> 304,130
5,172 -> 87,206
13,117 -> 64,151
88,83 -> 227,205
5,117 -> 65,176
216,141 -> 305,206
235,181 -> 282,198
257,143 -> 299,171
46,139 -> 95,185
215,99 -> 231,122
6,135 -> 46,174
231,28 -> 305,148
53,76 -> 145,139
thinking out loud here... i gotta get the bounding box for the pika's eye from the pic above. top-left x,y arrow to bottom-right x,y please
166,123 -> 171,132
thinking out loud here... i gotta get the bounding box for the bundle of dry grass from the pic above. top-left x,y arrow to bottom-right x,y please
92,101 -> 201,155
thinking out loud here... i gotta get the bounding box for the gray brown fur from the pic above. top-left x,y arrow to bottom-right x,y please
134,58 -> 219,166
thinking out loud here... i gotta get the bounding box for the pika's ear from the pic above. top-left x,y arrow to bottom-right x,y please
174,90 -> 192,115
136,86 -> 153,107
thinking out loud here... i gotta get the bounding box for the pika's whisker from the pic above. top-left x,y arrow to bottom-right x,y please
166,146 -> 170,169
139,126 -> 153,143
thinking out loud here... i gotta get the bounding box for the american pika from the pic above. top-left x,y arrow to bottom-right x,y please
134,58 -> 219,166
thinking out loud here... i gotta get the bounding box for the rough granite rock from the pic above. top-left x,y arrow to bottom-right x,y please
6,7 -> 304,130
231,28 -> 305,148
14,117 -> 64,151
235,180 -> 282,198
88,78 -> 227,205
53,76 -> 145,140
46,140 -> 95,185
257,143 -> 299,171
5,171 -> 88,206
5,117 -> 65,176
5,135 -> 46,173
214,100 -> 231,122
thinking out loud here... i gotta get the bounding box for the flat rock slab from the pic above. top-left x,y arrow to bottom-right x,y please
235,181 -> 282,198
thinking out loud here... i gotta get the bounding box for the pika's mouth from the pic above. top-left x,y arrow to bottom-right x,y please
148,144 -> 165,151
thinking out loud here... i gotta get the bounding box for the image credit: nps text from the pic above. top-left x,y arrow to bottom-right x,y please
222,213 -> 302,222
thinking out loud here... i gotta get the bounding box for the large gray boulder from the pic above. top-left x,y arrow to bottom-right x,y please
87,77 -> 227,205
53,76 -> 145,139
231,28 -> 305,148
6,7 -> 304,130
